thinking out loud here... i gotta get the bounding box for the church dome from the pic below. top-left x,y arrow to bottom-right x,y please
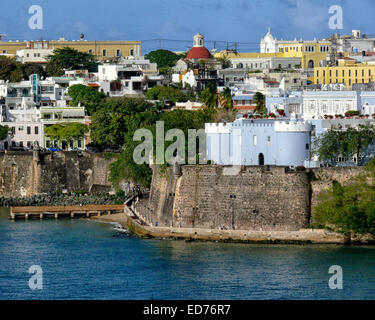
262,27 -> 275,41
186,33 -> 212,59
187,46 -> 212,59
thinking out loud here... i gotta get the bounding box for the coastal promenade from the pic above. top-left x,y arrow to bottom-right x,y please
10,204 -> 124,220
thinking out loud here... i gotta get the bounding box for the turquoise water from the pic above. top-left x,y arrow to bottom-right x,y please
1,207 -> 375,300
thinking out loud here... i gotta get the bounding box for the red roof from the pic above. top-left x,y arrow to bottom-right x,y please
88,83 -> 100,87
187,46 -> 212,60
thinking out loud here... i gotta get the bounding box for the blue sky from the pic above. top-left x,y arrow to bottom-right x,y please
0,0 -> 374,53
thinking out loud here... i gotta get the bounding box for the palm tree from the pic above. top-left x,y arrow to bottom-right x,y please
253,92 -> 266,114
219,87 -> 233,110
201,85 -> 218,108
217,54 -> 231,69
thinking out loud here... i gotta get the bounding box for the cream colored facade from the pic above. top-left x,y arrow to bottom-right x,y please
215,29 -> 332,69
314,59 -> 375,89
0,39 -> 141,60
215,46 -> 329,70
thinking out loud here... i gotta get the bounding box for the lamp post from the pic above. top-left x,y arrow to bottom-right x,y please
230,194 -> 236,229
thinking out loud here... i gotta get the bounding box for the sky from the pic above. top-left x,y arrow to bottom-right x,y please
0,0 -> 374,53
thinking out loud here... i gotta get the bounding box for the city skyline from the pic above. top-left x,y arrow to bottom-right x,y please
1,0 -> 375,53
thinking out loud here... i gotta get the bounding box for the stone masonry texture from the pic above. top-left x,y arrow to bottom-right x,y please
146,165 -> 364,231
0,151 -> 113,197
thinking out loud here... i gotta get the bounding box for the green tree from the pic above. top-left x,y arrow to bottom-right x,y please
219,87 -> 233,110
144,49 -> 180,69
45,60 -> 64,77
313,158 -> 375,236
145,85 -> 188,104
108,107 -> 215,189
216,54 -> 231,69
68,84 -> 106,114
22,63 -> 46,80
10,67 -> 24,83
312,130 -> 341,165
90,97 -> 157,149
46,47 -> 98,76
45,123 -> 88,143
253,92 -> 266,114
0,56 -> 20,81
313,125 -> 375,166
0,124 -> 10,141
200,83 -> 218,108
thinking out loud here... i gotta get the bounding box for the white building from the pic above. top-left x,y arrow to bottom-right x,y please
98,58 -> 165,96
260,28 -> 278,53
0,122 -> 42,150
98,58 -> 158,81
172,101 -> 204,111
331,30 -> 375,54
266,90 -> 375,119
260,28 -> 330,54
15,40 -> 53,64
230,56 -> 301,70
172,70 -> 197,88
0,75 -> 83,150
41,106 -> 86,149
302,91 -> 358,118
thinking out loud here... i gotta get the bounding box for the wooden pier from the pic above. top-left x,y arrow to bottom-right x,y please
10,205 -> 125,220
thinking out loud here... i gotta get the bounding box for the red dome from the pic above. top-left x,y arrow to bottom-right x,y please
186,46 -> 212,60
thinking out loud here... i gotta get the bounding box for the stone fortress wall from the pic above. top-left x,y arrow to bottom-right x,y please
0,151 -> 113,198
145,165 -> 363,231
0,150 -> 363,232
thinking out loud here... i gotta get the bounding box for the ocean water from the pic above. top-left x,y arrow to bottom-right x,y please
1,207 -> 375,300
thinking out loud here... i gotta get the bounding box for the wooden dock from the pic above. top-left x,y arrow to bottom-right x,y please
10,204 -> 125,220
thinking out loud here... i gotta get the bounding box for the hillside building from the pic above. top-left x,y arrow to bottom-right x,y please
314,57 -> 375,89
0,38 -> 141,61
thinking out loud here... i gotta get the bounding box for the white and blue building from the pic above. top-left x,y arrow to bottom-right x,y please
205,117 -> 311,167
205,116 -> 375,168
266,90 -> 375,119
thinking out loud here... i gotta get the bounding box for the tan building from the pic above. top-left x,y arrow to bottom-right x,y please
0,39 -> 141,61
314,57 -> 375,89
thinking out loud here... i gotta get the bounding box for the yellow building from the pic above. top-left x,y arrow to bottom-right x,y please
215,30 -> 333,69
276,41 -> 331,69
0,39 -> 141,60
215,42 -> 331,69
314,58 -> 375,88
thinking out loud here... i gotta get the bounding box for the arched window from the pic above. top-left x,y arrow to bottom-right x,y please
308,60 -> 314,68
258,153 -> 264,166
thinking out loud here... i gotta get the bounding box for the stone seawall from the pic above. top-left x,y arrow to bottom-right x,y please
126,198 -> 351,244
0,151 -> 113,198
146,165 -> 311,231
141,165 -> 365,233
